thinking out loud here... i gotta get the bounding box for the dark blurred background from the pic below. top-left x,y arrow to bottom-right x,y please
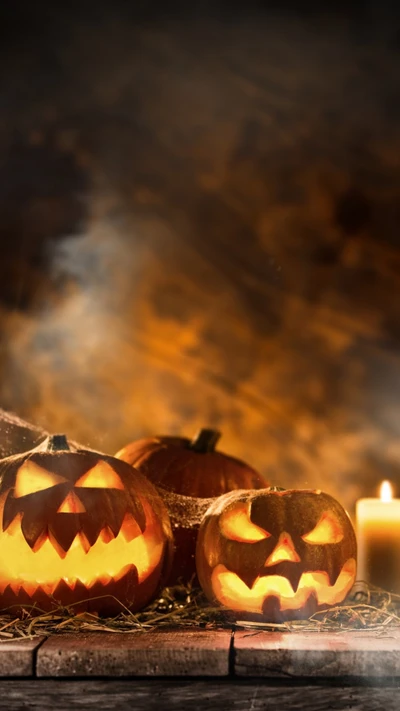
0,0 -> 400,512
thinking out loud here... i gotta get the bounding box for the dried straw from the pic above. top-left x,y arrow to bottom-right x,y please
235,581 -> 400,633
0,580 -> 399,641
0,580 -> 231,641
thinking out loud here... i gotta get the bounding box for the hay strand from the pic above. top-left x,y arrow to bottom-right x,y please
0,580 -> 398,640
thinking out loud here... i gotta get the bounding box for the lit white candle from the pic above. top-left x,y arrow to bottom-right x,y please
356,481 -> 400,592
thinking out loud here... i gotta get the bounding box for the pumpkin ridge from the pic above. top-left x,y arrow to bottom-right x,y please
115,433 -> 265,585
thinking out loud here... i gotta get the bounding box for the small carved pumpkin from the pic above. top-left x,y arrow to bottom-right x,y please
196,487 -> 357,621
0,435 -> 173,615
115,429 -> 267,584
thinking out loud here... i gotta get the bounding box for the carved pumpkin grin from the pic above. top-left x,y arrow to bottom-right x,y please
0,505 -> 164,598
0,436 -> 173,614
211,559 -> 356,614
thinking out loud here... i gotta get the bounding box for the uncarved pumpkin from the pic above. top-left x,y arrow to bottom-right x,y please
196,487 -> 357,621
115,429 -> 267,584
0,434 -> 173,615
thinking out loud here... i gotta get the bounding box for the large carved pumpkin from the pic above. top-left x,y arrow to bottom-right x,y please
196,487 -> 357,621
115,429 -> 267,584
0,435 -> 173,615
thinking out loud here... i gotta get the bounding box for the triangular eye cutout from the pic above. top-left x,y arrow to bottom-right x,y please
14,461 -> 68,498
57,491 -> 86,514
302,512 -> 344,544
220,502 -> 270,542
75,462 -> 125,490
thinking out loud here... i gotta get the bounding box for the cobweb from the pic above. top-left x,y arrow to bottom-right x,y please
0,409 -> 104,458
160,489 -> 214,528
0,408 -> 49,458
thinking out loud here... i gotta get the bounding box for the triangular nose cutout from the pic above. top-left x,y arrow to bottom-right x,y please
265,532 -> 300,566
57,491 -> 86,514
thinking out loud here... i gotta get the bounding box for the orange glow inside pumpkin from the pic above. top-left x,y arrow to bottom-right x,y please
265,532 -> 300,566
14,461 -> 67,497
14,460 -> 126,498
219,503 -> 270,542
0,496 -> 165,597
301,511 -> 344,544
211,559 -> 356,613
75,462 -> 125,490
57,491 -> 86,514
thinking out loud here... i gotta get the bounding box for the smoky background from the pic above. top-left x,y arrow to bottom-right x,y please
0,0 -> 400,513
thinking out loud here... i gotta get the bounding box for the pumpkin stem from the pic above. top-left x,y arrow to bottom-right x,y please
189,429 -> 221,453
46,434 -> 70,452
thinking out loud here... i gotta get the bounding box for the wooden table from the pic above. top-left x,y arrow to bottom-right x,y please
1,628 -> 400,709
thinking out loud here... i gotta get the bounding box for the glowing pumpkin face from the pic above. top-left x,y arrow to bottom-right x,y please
196,488 -> 357,621
0,435 -> 173,615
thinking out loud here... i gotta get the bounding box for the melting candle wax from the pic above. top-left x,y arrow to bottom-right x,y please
356,481 -> 400,593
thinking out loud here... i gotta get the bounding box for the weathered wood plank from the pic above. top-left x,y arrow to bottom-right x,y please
0,637 -> 44,677
234,629 -> 400,678
37,629 -> 231,677
0,679 -> 400,711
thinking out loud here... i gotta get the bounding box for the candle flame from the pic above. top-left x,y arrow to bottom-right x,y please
380,480 -> 393,502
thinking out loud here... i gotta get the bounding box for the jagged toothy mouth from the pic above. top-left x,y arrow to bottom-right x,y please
211,559 -> 356,613
0,512 -> 164,598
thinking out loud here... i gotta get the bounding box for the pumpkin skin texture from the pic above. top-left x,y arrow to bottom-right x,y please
196,487 -> 357,621
115,429 -> 267,585
0,435 -> 173,615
